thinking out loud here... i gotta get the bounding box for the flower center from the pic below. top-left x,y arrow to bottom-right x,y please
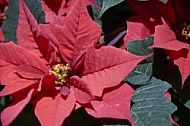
181,23 -> 190,42
49,64 -> 71,86
0,6 -> 8,20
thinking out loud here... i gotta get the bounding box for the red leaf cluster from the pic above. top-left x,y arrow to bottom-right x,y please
123,0 -> 190,87
0,0 -> 149,125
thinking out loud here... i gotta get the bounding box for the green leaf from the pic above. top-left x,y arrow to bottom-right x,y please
159,0 -> 168,4
124,62 -> 153,85
125,36 -> 154,85
98,0 -> 125,18
2,0 -> 19,42
131,77 -> 177,126
23,0 -> 45,24
137,0 -> 168,4
91,6 -> 102,29
2,0 -> 45,43
185,100 -> 190,109
126,36 -> 154,62
126,36 -> 154,56
103,124 -> 130,126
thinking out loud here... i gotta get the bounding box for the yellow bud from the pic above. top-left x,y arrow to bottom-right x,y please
50,64 -> 71,86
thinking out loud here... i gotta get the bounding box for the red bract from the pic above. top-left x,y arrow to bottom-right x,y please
171,49 -> 190,86
151,19 -> 189,85
120,0 -> 175,49
0,43 -> 146,125
85,82 -> 136,125
120,16 -> 160,49
125,0 -> 190,86
41,0 -> 99,22
16,0 -> 46,57
149,1 -> 190,86
126,0 -> 175,24
151,19 -> 189,51
166,0 -> 190,86
170,1 -> 190,85
0,0 -> 8,5
0,0 -> 148,125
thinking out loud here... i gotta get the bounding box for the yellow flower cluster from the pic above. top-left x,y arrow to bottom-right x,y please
49,64 -> 71,86
182,23 -> 190,40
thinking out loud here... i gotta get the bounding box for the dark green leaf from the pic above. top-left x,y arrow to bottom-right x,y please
126,36 -> 153,55
98,0 -> 125,18
131,77 -> 177,126
125,36 -> 154,85
137,0 -> 168,4
91,6 -> 102,29
103,125 -> 129,126
127,36 -> 154,63
185,100 -> 190,109
2,0 -> 19,42
159,0 -> 168,4
124,62 -> 153,85
24,0 -> 45,24
2,0 -> 45,43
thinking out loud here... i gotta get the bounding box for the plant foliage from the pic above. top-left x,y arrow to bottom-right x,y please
0,0 -> 190,126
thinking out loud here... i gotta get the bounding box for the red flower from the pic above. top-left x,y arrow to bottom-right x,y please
120,0 -> 175,49
152,18 -> 190,86
40,0 -> 99,23
151,0 -> 190,86
121,0 -> 190,86
0,0 -> 148,125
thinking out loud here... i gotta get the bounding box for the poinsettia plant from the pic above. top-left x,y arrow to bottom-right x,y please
0,0 -> 190,126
